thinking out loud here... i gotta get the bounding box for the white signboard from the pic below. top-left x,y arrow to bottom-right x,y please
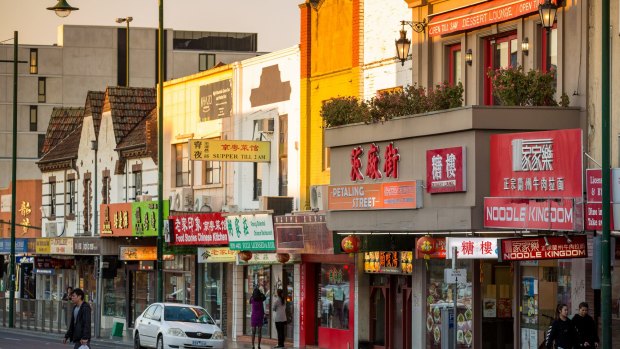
225,213 -> 275,251
236,253 -> 301,265
446,237 -> 499,259
444,268 -> 467,284
0,195 -> 10,212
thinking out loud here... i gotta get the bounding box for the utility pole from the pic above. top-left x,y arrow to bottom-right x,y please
600,0 -> 611,347
0,31 -> 27,328
157,0 -> 165,302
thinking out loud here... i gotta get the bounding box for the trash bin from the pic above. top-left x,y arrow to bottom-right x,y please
111,322 -> 124,337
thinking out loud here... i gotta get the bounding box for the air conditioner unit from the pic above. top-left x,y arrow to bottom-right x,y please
194,195 -> 212,212
46,222 -> 58,237
310,185 -> 327,212
170,188 -> 194,211
221,204 -> 239,213
136,195 -> 153,202
259,196 -> 294,215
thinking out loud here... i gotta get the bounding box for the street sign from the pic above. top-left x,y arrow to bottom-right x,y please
444,268 -> 467,284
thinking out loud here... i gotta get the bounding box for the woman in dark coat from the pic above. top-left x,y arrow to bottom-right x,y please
545,303 -> 578,349
249,287 -> 266,349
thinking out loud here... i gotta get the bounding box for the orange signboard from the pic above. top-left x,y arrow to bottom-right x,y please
100,203 -> 132,237
119,246 -> 157,261
328,181 -> 423,211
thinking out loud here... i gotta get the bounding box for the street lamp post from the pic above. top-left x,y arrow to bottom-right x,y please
156,0 -> 165,303
115,17 -> 133,87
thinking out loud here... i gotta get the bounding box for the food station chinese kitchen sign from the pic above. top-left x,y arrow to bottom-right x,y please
485,129 -> 583,231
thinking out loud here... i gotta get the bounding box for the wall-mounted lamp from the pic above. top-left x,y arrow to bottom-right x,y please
465,49 -> 473,66
522,37 -> 529,56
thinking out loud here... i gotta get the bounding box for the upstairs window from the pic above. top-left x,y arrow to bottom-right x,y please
30,49 -> 38,74
134,170 -> 143,198
448,44 -> 462,86
30,106 -> 38,132
204,161 -> 221,185
175,143 -> 190,187
67,177 -> 76,216
38,77 -> 46,103
49,180 -> 56,216
199,54 -> 215,72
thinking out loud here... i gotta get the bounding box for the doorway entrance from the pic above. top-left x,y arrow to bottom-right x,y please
369,274 -> 412,349
484,32 -> 518,105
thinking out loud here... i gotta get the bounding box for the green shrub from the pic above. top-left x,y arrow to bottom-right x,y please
487,66 -> 569,107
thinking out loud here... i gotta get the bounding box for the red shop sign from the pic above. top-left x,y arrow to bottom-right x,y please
501,235 -> 587,261
484,197 -> 583,231
428,0 -> 544,38
584,203 -> 615,231
426,146 -> 466,194
490,129 -> 583,198
170,213 -> 228,245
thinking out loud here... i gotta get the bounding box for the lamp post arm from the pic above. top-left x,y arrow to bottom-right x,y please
402,19 -> 427,34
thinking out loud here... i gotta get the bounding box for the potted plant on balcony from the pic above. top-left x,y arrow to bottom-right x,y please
487,66 -> 570,107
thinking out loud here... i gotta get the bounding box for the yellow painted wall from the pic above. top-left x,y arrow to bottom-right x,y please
300,0 -> 361,209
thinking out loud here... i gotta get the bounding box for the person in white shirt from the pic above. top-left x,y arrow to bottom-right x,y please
272,289 -> 288,348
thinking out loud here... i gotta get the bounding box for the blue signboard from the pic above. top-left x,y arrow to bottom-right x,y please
0,239 -> 28,253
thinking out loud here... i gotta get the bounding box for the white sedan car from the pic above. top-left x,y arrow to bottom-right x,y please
133,302 -> 224,349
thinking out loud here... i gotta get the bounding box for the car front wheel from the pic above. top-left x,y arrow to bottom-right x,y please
134,332 -> 144,349
157,335 -> 164,349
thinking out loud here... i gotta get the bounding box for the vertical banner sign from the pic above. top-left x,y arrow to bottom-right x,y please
169,213 -> 229,245
225,213 -> 275,250
199,79 -> 232,121
132,200 -> 170,237
426,146 -> 466,193
489,129 -> 583,198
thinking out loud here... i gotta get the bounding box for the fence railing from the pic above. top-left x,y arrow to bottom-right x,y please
0,298 -> 97,334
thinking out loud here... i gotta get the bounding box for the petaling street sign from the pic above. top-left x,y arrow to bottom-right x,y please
349,142 -> 400,182
428,0 -> 544,37
426,146 -> 466,194
489,129 -> 583,198
328,181 -> 423,211
197,247 -> 238,263
446,237 -> 499,259
170,213 -> 229,246
225,213 -> 275,251
100,203 -> 132,237
132,200 -> 170,237
500,235 -> 587,261
484,197 -> 583,231
190,139 -> 270,162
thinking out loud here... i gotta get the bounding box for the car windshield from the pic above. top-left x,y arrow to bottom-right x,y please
164,306 -> 215,324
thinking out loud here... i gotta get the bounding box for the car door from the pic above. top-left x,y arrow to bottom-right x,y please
147,305 -> 164,345
136,305 -> 158,347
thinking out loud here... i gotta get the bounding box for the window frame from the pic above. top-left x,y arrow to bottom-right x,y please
204,160 -> 221,185
30,105 -> 38,132
49,180 -> 56,217
133,170 -> 143,198
67,177 -> 76,217
175,143 -> 190,187
541,23 -> 558,74
38,77 -> 46,103
29,48 -> 38,74
448,43 -> 462,87
253,162 -> 262,201
483,32 -> 518,105
199,53 -> 216,72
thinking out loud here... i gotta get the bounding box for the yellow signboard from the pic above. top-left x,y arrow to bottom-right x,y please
36,238 -> 50,254
119,246 -> 157,261
190,139 -> 270,162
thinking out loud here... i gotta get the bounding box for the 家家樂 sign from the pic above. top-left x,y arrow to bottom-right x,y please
500,235 -> 587,261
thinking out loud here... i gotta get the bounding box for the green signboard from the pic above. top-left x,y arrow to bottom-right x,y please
132,200 -> 170,237
225,213 -> 275,251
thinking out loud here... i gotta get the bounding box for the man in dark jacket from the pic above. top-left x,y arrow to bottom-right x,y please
63,288 -> 91,349
572,302 -> 599,348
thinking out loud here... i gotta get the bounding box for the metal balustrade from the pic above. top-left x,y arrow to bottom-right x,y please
0,298 -> 96,334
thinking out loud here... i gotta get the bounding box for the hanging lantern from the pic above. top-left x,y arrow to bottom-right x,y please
276,253 -> 291,264
239,250 -> 253,262
341,235 -> 361,254
416,236 -> 436,260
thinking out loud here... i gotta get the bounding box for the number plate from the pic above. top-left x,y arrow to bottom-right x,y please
192,340 -> 207,346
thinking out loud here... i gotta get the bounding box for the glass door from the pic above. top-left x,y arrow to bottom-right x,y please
283,264 -> 294,341
484,32 -> 518,105
481,261 -> 513,349
203,263 -> 224,326
370,275 -> 388,348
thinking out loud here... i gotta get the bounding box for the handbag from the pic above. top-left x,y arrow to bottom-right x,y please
263,315 -> 269,326
78,345 -> 90,349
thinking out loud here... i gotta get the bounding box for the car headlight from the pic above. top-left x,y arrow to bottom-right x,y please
167,328 -> 187,337
212,331 -> 224,340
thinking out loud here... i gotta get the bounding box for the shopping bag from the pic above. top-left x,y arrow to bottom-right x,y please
78,345 -> 90,349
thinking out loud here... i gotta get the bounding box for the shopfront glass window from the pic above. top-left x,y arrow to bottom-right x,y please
103,263 -> 126,318
318,264 -> 350,330
520,260 -> 571,349
203,263 -> 225,330
244,265 -> 272,336
426,259 -> 473,349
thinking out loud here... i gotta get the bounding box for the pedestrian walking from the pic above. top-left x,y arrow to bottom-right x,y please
272,289 -> 287,348
63,288 -> 92,349
249,287 -> 266,349
572,302 -> 599,348
545,303 -> 578,349
62,286 -> 74,326
62,286 -> 73,301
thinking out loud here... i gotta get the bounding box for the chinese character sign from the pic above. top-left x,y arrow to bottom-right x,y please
225,213 -> 275,251
426,146 -> 466,193
445,237 -> 499,259
132,200 -> 170,237
170,213 -> 228,246
190,139 -> 270,162
349,142 -> 400,182
100,203 -> 132,236
501,235 -> 587,261
490,129 -> 582,198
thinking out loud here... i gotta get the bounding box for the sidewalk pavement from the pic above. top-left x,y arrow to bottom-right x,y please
5,326 -> 292,348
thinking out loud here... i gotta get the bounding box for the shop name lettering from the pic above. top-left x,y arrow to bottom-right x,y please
503,138 -> 566,192
428,0 -> 538,36
504,241 -> 586,260
431,152 -> 457,186
176,232 -> 228,243
459,240 -> 495,255
486,206 -> 573,223
175,217 -> 226,233
350,142 -> 400,182
75,242 -> 97,252
331,186 -> 376,208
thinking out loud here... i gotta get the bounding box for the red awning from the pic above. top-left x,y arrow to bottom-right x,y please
427,0 -> 544,37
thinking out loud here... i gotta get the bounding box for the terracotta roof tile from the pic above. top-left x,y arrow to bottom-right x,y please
41,107 -> 84,155
84,91 -> 105,135
103,87 -> 157,144
37,125 -> 82,166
